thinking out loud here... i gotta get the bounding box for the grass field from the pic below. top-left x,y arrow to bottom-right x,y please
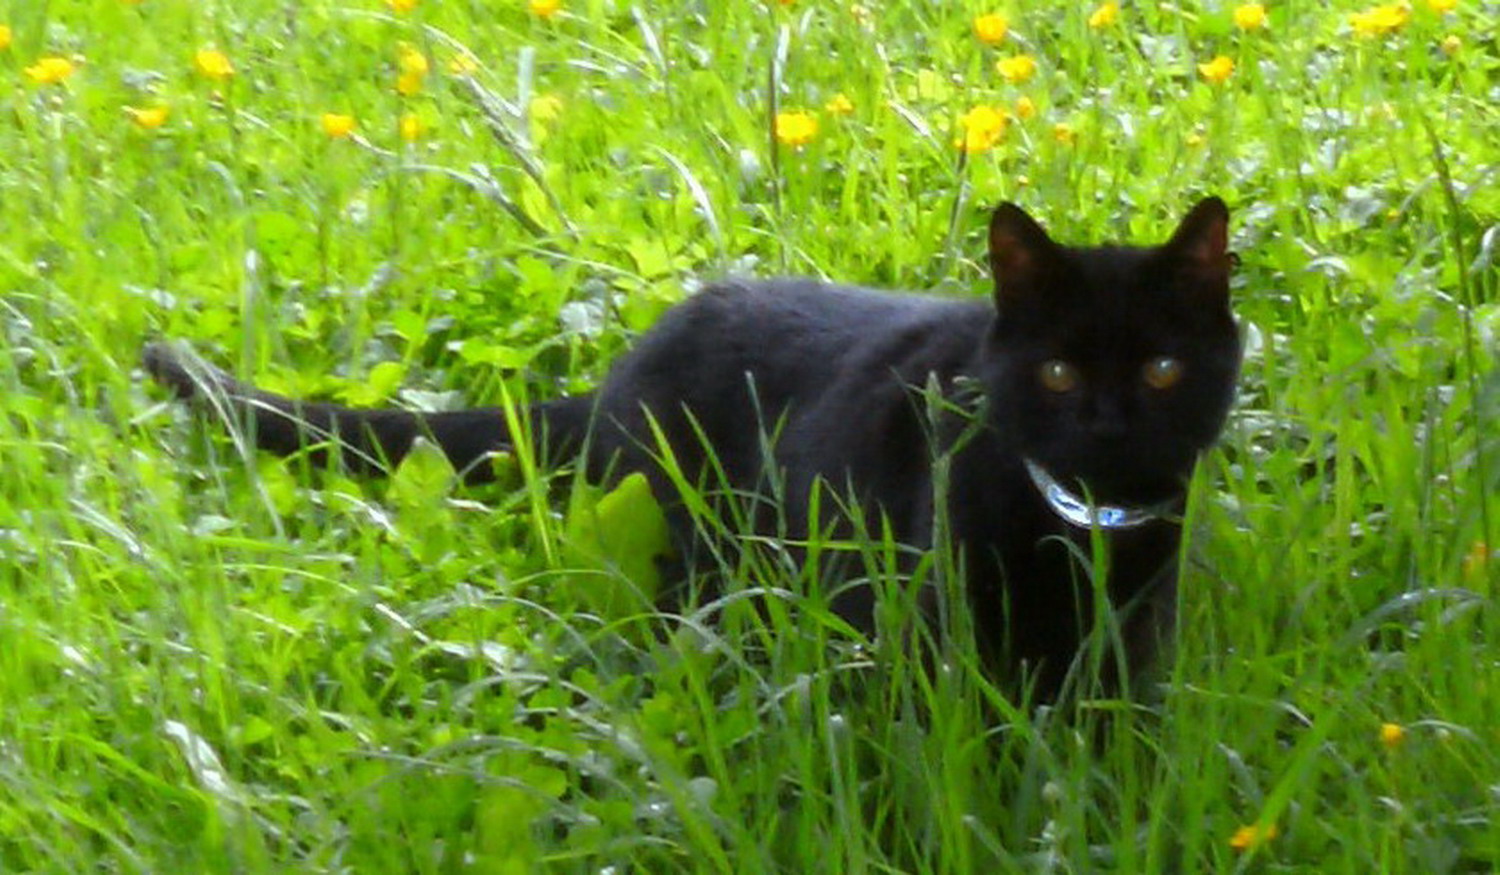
1,0 -> 1496,870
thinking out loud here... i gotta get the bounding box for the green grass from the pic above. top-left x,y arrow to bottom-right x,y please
1,0 -> 1496,870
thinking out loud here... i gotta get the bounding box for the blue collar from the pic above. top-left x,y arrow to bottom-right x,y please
1023,459 -> 1173,530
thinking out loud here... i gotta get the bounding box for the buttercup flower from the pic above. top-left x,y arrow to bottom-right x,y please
447,53 -> 480,75
954,105 -> 1006,153
775,110 -> 818,147
1052,122 -> 1076,144
322,113 -> 357,138
1380,722 -> 1406,749
126,105 -> 169,129
529,93 -> 563,123
1088,3 -> 1119,28
1440,34 -> 1461,54
399,112 -> 425,141
1014,95 -> 1036,119
973,13 -> 1008,45
194,48 -> 234,80
1233,4 -> 1267,30
24,56 -> 76,85
1350,4 -> 1410,36
396,45 -> 428,95
1229,822 -> 1278,852
0,25 -> 12,52
1427,0 -> 1457,12
387,0 -> 418,12
1198,55 -> 1234,84
530,0 -> 562,17
995,54 -> 1037,84
824,93 -> 854,115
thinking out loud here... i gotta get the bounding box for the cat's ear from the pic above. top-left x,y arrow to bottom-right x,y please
988,203 -> 1058,308
1163,196 -> 1233,285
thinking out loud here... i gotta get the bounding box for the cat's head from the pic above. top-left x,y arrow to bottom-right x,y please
981,197 -> 1242,508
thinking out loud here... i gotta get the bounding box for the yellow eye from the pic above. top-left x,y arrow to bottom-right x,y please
1038,359 -> 1080,393
1143,356 -> 1184,390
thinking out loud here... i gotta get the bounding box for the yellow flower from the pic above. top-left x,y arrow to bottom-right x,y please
1462,541 -> 1490,578
1197,55 -> 1234,84
530,0 -> 562,18
973,13 -> 1008,45
1088,2 -> 1119,28
1426,0 -> 1457,12
387,0 -> 418,11
399,112 -> 426,141
447,53 -> 480,75
125,105 -> 169,129
1186,131 -> 1206,147
396,71 -> 423,96
0,25 -> 11,52
24,56 -> 76,85
1052,122 -> 1076,144
1440,34 -> 1461,54
954,105 -> 1006,153
1013,95 -> 1036,119
824,93 -> 854,115
322,113 -> 357,138
1380,722 -> 1406,749
398,44 -> 429,77
1350,4 -> 1410,37
529,93 -> 563,123
194,48 -> 234,80
1229,822 -> 1278,852
995,54 -> 1037,84
1233,4 -> 1267,30
775,110 -> 818,147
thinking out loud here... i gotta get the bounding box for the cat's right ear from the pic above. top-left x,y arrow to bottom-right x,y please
988,203 -> 1056,310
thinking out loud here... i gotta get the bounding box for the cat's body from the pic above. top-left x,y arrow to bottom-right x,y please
145,198 -> 1241,697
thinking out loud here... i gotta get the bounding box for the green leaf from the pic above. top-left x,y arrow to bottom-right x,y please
557,473 -> 671,617
389,438 -> 455,510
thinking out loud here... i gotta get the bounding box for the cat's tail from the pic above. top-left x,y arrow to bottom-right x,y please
142,343 -> 592,482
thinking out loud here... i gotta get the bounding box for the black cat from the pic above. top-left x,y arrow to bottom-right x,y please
144,197 -> 1241,698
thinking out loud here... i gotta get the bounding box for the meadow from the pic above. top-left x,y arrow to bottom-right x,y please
0,0 -> 1496,870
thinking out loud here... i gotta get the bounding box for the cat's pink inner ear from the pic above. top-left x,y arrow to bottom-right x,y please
1171,197 -> 1232,274
988,203 -> 1051,298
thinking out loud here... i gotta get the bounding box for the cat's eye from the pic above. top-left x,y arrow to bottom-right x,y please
1038,359 -> 1080,393
1143,356 -> 1184,390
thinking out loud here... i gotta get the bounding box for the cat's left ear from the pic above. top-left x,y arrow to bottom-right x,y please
1163,196 -> 1235,287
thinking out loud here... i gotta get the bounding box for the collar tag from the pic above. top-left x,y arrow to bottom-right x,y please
1023,459 -> 1166,530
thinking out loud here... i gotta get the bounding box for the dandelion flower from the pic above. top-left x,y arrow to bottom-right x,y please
1197,55 -> 1234,84
387,0 -> 418,11
1426,0 -> 1457,12
0,25 -> 11,52
1229,822 -> 1278,852
1014,95 -> 1036,119
1052,122 -> 1077,144
530,0 -> 562,18
1233,4 -> 1267,30
1349,4 -> 1410,37
322,113 -> 357,138
1088,3 -> 1119,28
24,56 -> 76,85
194,48 -> 234,80
1380,722 -> 1406,749
995,54 -> 1037,84
973,13 -> 1008,45
399,112 -> 426,141
125,105 -> 169,129
824,93 -> 854,115
775,110 -> 818,147
954,105 -> 1006,153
